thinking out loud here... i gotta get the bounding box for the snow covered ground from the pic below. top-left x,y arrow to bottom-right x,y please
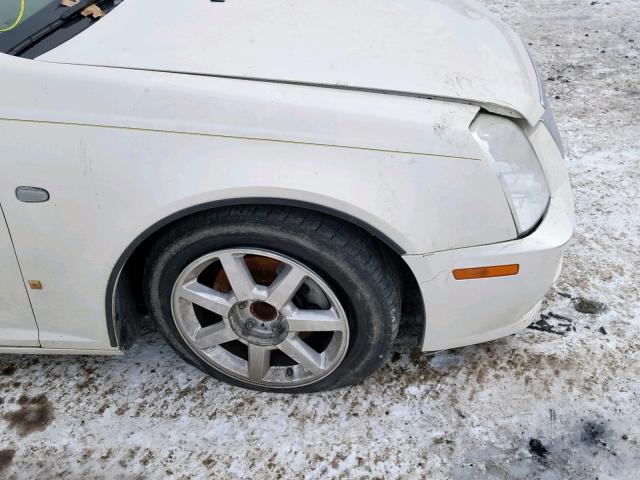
1,1 -> 639,478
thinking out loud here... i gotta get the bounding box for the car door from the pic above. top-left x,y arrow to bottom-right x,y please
0,204 -> 39,346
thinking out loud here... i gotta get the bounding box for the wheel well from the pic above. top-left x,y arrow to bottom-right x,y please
109,202 -> 425,348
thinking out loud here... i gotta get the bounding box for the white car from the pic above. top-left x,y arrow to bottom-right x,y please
0,0 -> 574,392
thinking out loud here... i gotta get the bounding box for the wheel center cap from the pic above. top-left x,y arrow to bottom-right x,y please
250,301 -> 278,322
229,301 -> 288,346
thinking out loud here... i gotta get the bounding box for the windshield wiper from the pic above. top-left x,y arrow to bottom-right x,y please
7,0 -> 107,56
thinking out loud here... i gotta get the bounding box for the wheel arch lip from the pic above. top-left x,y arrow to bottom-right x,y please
105,197 -> 408,348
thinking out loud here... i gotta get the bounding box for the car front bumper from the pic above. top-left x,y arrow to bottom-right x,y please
403,121 -> 574,351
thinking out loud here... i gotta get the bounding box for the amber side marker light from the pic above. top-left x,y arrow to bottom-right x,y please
452,264 -> 520,280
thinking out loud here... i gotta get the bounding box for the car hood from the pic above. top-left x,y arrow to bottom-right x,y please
38,0 -> 544,124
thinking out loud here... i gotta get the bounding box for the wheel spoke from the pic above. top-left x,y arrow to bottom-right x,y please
287,308 -> 344,332
218,252 -> 256,300
266,265 -> 307,310
247,344 -> 271,380
278,337 -> 325,374
193,322 -> 238,349
179,282 -> 233,317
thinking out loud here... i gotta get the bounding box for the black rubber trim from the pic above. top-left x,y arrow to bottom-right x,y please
104,197 -> 407,347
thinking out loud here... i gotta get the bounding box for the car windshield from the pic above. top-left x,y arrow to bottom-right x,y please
1,0 -> 57,31
0,0 -> 118,57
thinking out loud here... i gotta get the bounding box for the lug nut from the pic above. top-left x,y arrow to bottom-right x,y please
238,301 -> 248,309
285,368 -> 294,377
246,318 -> 256,329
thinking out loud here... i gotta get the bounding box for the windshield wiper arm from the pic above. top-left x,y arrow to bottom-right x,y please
7,0 -> 105,56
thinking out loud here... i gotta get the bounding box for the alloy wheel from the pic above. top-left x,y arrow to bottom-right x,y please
171,248 -> 350,388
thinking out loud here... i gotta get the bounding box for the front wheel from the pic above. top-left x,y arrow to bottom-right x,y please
144,206 -> 401,392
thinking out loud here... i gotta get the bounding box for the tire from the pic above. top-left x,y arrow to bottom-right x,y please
144,205 -> 401,393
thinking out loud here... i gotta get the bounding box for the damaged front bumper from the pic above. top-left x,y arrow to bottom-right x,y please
404,121 -> 575,351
